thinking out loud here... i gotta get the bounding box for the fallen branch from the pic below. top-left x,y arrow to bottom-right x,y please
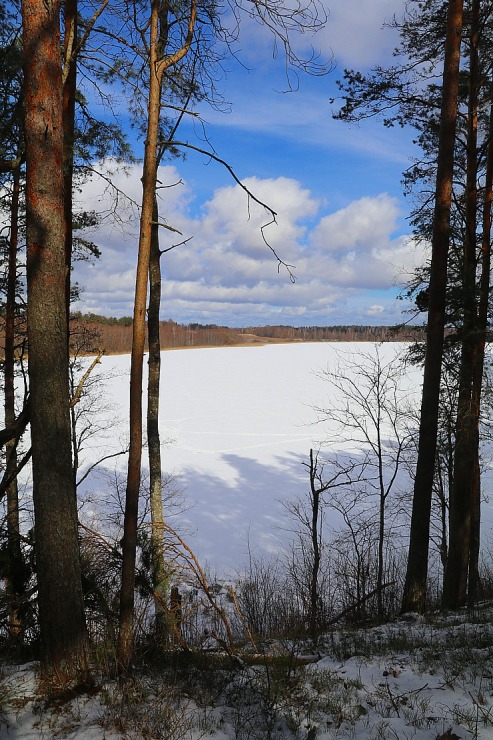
325,582 -> 395,627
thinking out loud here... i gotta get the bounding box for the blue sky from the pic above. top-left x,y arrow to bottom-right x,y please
73,0 -> 426,326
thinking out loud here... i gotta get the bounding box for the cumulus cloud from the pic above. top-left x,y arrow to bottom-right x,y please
72,161 -> 420,325
307,194 -> 425,292
322,0 -> 403,68
367,304 -> 385,316
197,176 -> 318,260
311,194 -> 400,253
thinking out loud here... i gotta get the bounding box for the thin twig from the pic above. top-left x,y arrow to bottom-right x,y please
162,141 -> 296,280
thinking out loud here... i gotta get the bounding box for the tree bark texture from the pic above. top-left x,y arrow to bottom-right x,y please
442,0 -> 480,609
402,0 -> 464,614
62,0 -> 77,347
22,0 -> 89,682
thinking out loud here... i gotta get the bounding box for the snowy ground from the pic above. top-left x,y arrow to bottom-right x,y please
2,609 -> 493,738
4,342 -> 493,738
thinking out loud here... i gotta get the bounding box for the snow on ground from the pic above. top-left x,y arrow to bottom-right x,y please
4,342 -> 493,738
0,662 -> 121,738
2,610 -> 493,738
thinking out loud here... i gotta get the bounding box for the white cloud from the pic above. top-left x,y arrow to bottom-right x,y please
311,194 -> 400,253
323,0 -> 403,68
197,176 -> 318,260
367,304 -> 385,316
307,194 -> 424,291
73,161 -> 420,325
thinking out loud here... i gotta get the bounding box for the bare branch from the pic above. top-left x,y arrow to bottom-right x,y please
0,399 -> 30,448
69,0 -> 111,77
164,523 -> 240,658
76,447 -> 129,489
167,141 -> 277,217
150,220 -> 183,234
160,236 -> 193,254
70,349 -> 104,408
79,522 -> 117,552
0,448 -> 32,501
325,582 -> 395,626
164,141 -> 296,279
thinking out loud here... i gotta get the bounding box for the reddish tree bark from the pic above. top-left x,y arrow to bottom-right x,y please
22,0 -> 90,683
402,0 -> 464,614
62,0 -> 78,344
442,0 -> 480,610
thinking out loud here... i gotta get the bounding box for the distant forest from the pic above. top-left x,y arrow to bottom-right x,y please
67,312 -> 426,354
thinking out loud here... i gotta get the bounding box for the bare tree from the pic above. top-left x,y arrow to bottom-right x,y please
118,0 -> 330,669
314,347 -> 416,619
283,449 -> 359,638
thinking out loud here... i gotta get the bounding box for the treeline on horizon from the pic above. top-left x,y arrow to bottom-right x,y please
67,311 -> 426,353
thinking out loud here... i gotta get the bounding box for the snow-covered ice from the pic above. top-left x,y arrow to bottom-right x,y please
80,342 -> 426,572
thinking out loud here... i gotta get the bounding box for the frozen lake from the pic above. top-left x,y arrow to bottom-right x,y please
75,342 -> 493,574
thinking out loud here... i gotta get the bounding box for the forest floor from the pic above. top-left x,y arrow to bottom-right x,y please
1,606 -> 493,739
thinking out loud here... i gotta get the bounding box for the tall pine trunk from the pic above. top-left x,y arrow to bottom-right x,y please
62,0 -> 77,346
22,0 -> 90,683
442,0 -> 480,609
402,0 -> 464,614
